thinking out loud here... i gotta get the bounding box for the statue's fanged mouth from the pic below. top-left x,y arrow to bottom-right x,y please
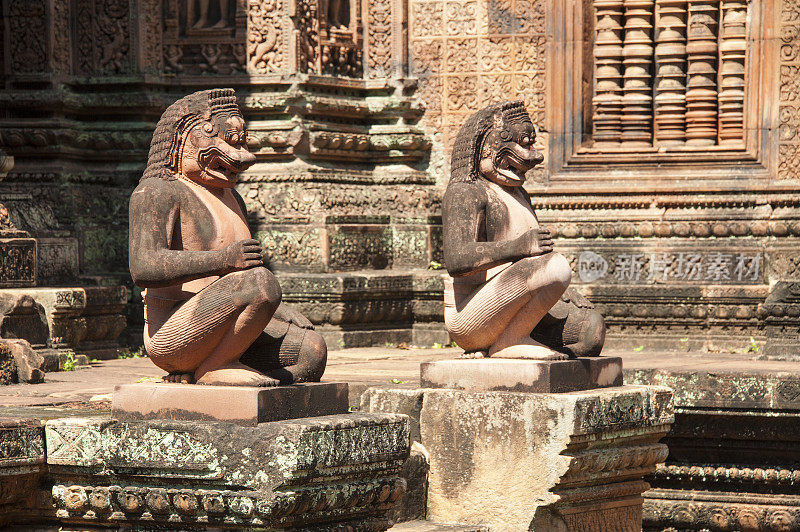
198,145 -> 248,182
494,146 -> 540,183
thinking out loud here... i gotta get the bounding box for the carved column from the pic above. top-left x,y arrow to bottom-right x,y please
654,0 -> 687,145
718,0 -> 746,145
620,0 -> 655,146
593,0 -> 625,146
685,0 -> 718,146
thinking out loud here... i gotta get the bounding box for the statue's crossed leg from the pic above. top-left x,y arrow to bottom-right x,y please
145,267 -> 281,386
445,253 -> 572,360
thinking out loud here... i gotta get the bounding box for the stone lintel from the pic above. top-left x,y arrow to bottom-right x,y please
112,382 -> 350,426
420,357 -> 623,393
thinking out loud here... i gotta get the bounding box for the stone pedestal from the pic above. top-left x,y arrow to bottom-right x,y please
421,357 -> 623,393
362,359 -> 674,530
112,382 -> 350,426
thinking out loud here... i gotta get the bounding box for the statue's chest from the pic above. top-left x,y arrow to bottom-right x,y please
176,181 -> 251,250
484,182 -> 539,241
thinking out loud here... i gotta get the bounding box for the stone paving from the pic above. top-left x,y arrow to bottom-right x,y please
0,346 -> 795,418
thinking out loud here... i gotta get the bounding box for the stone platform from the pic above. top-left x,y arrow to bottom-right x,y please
112,382 -> 349,426
0,410 -> 411,529
364,384 -> 673,530
420,357 -> 622,393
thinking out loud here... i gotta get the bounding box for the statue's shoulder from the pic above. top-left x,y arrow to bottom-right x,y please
130,178 -> 183,210
444,179 -> 489,204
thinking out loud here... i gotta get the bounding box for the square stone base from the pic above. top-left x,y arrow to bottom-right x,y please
112,382 -> 349,426
420,357 -> 623,393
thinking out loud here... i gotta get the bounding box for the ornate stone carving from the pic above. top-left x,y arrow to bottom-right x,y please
780,0 -> 800,180
247,0 -> 285,73
75,0 -> 132,75
365,0 -> 395,78
6,0 -> 48,74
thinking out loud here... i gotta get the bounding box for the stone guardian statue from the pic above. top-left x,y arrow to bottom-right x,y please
442,101 -> 605,359
129,89 -> 326,386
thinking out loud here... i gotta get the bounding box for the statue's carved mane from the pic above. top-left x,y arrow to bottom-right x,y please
449,100 -> 528,184
142,88 -> 241,182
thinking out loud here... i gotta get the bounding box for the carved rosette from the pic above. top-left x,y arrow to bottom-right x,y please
593,0 -> 625,145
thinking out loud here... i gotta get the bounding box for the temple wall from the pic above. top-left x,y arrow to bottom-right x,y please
2,0 -> 799,350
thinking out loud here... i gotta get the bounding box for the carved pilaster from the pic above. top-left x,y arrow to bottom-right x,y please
593,0 -> 625,146
654,0 -> 687,145
621,0 -> 655,146
718,0 -> 746,145
685,0 -> 718,146
74,0 -> 132,75
139,0 -> 163,73
5,0 -> 48,76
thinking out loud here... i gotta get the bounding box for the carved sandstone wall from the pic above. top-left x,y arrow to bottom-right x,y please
2,0 -> 800,351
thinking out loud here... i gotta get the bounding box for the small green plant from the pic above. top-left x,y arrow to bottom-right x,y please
427,261 -> 443,270
348,405 -> 359,412
633,345 -> 644,352
337,338 -> 346,348
390,378 -> 406,384
62,352 -> 77,372
450,340 -> 458,347
748,336 -> 759,353
384,341 -> 396,348
119,346 -> 145,359
431,342 -> 443,349
680,337 -> 689,343
136,376 -> 161,383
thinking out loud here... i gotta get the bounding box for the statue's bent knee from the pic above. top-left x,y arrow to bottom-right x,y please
521,253 -> 571,294
230,267 -> 282,310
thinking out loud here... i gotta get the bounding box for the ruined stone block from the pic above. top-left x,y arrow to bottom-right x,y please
38,413 -> 410,529
364,385 -> 673,530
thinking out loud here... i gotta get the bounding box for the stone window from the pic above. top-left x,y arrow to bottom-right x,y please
547,0 -> 778,182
